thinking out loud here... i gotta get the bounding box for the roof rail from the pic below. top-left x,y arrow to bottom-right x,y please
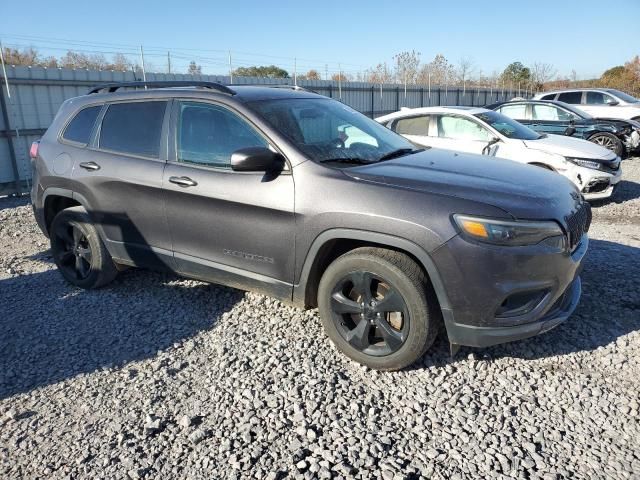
229,84 -> 315,93
87,81 -> 236,95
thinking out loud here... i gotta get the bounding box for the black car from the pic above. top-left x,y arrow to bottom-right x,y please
485,99 -> 640,157
30,81 -> 590,370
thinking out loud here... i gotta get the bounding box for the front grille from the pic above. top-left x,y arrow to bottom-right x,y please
565,201 -> 592,251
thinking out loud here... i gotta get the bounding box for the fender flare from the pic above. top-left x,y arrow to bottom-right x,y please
294,228 -> 451,310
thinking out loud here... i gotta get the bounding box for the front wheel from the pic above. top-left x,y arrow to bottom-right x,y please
317,247 -> 441,370
588,132 -> 623,157
50,206 -> 118,289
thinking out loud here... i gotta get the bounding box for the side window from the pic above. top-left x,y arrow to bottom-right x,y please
532,104 -> 572,121
99,101 -> 166,157
586,91 -> 616,105
557,92 -> 583,104
394,116 -> 429,136
541,94 -> 556,101
437,115 -> 490,141
498,104 -> 527,119
62,105 -> 102,144
177,102 -> 268,168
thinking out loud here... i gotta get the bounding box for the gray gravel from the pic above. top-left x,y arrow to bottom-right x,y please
1,160 -> 639,479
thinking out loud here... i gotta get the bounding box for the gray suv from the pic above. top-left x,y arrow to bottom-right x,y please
30,81 -> 591,370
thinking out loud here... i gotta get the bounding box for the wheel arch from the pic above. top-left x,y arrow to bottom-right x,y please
42,188 -> 108,244
293,229 -> 451,312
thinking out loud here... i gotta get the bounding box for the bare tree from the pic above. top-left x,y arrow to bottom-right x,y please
393,50 -> 421,85
304,69 -> 321,80
367,62 -> 393,84
457,56 -> 475,93
420,54 -> 455,86
531,62 -> 556,89
187,61 -> 202,75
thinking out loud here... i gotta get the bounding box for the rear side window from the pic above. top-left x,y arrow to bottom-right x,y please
557,92 -> 582,104
498,104 -> 527,119
540,94 -> 556,101
62,105 -> 101,144
99,101 -> 166,157
394,116 -> 429,136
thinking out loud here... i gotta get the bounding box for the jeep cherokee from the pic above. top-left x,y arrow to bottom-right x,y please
30,81 -> 591,370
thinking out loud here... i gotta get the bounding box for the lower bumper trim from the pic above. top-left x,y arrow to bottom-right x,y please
444,277 -> 582,348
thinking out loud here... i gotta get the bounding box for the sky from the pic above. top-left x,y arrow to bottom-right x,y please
1,0 -> 639,79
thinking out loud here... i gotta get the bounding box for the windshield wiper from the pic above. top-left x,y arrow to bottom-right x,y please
318,157 -> 374,165
378,148 -> 423,162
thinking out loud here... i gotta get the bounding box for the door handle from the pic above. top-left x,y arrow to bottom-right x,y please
79,161 -> 100,171
169,176 -> 198,187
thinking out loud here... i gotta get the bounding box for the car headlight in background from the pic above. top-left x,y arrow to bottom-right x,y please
566,157 -> 604,170
453,214 -> 565,249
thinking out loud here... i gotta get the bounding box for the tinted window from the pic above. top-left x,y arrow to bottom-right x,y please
437,115 -> 490,141
532,104 -> 574,121
394,116 -> 429,136
498,104 -> 527,119
99,101 -> 166,157
541,94 -> 556,101
178,102 -> 268,168
557,92 -> 582,104
586,91 -> 615,105
62,105 -> 101,144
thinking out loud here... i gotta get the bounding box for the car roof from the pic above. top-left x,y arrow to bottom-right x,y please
536,87 -> 618,95
82,84 -> 321,104
376,105 -> 489,122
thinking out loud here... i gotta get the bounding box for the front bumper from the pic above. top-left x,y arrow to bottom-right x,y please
580,165 -> 622,201
432,231 -> 588,348
444,276 -> 581,347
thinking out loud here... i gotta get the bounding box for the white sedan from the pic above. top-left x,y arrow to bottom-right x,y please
376,106 -> 622,201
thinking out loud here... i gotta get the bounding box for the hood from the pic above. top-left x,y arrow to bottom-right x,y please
343,149 -> 581,220
523,134 -> 616,160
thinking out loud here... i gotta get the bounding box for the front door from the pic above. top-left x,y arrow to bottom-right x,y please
429,114 -> 492,155
162,100 -> 295,298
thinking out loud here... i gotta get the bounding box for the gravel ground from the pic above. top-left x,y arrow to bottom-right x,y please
1,161 -> 639,480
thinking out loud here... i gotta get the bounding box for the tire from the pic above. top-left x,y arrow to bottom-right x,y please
588,132 -> 623,157
317,247 -> 441,370
49,206 -> 118,289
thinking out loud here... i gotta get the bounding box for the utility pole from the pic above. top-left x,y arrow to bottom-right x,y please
139,46 -> 147,86
338,63 -> 342,100
294,57 -> 297,86
228,50 -> 233,83
325,64 -> 328,81
167,51 -> 171,74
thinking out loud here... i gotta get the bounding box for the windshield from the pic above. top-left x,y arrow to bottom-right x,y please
474,110 -> 543,140
605,89 -> 639,103
247,98 -> 417,165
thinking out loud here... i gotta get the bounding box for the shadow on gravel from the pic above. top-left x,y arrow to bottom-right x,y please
453,239 -> 640,363
590,180 -> 640,207
0,195 -> 30,211
0,268 -> 243,399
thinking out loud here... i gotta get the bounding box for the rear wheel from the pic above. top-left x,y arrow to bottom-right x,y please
50,207 -> 118,289
317,247 -> 440,370
588,132 -> 623,157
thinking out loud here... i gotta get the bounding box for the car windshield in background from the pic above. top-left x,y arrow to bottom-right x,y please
248,98 -> 417,165
474,110 -> 542,140
606,89 -> 639,103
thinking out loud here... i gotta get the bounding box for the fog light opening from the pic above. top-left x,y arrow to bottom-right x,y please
495,289 -> 550,318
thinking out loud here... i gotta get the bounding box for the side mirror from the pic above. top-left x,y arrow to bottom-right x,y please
564,126 -> 576,136
231,147 -> 284,172
607,100 -> 619,106
482,137 -> 500,155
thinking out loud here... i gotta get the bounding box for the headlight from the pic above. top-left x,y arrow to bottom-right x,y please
566,157 -> 602,170
453,214 -> 565,248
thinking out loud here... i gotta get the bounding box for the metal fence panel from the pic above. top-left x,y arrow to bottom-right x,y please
0,66 -> 525,195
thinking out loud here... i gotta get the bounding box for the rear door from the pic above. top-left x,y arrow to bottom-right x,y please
162,100 -> 295,297
390,115 -> 431,147
71,100 -> 173,268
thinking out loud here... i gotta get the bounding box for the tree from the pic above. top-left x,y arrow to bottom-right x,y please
367,62 -> 393,84
60,51 -> 110,70
331,72 -> 350,82
500,61 -> 531,86
304,69 -> 320,80
1,46 -> 58,67
111,53 -> 133,72
187,61 -> 202,75
457,56 -> 475,92
393,50 -> 421,85
531,62 -> 556,89
419,54 -> 455,86
232,65 -> 289,78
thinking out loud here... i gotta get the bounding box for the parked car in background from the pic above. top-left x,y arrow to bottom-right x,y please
533,88 -> 640,121
486,99 -> 640,157
31,81 -> 592,371
376,106 -> 622,201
